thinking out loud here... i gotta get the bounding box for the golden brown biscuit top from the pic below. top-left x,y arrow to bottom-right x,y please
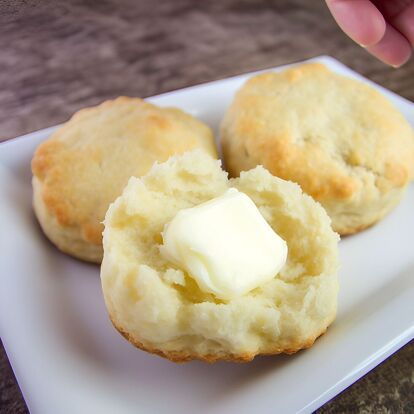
222,63 -> 414,201
32,97 -> 217,245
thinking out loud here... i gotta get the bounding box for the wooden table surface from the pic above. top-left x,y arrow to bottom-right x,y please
1,1 -> 413,413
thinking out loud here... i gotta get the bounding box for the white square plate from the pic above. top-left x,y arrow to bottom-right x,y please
1,56 -> 413,414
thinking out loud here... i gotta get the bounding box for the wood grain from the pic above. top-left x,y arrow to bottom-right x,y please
0,1 -> 413,413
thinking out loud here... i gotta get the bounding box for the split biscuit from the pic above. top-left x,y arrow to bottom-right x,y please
101,151 -> 339,362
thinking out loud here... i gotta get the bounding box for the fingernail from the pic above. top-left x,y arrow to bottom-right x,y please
358,43 -> 368,48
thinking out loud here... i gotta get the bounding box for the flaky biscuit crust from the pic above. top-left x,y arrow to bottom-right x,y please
32,176 -> 103,262
221,63 -> 414,234
31,97 -> 217,262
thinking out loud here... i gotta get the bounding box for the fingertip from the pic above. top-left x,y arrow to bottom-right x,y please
326,0 -> 386,46
366,24 -> 412,67
390,48 -> 412,68
388,51 -> 411,68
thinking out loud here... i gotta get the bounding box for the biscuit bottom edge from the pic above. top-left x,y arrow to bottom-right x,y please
335,219 -> 379,236
109,315 -> 328,364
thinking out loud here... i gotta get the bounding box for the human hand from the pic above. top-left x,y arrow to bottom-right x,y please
325,0 -> 414,67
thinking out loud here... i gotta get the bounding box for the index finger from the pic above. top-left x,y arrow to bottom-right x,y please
325,0 -> 386,46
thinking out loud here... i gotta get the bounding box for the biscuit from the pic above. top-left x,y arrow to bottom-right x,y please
101,150 -> 339,362
31,97 -> 217,262
220,63 -> 414,235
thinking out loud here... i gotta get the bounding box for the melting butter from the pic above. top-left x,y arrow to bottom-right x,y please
160,188 -> 288,300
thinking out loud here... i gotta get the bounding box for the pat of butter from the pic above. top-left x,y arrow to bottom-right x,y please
160,188 -> 288,300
